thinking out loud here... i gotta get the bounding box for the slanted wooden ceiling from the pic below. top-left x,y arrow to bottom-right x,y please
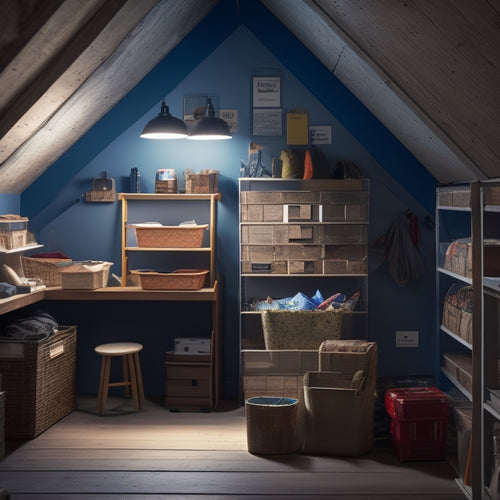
0,0 -> 499,194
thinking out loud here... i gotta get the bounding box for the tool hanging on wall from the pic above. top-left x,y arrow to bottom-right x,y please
85,172 -> 116,202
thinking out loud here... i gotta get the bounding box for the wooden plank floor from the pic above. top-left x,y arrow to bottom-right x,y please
0,396 -> 465,499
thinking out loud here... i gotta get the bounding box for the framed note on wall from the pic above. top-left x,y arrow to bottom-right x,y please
253,76 -> 281,108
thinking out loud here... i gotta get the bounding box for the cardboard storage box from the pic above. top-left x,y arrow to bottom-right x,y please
443,352 -> 473,394
242,349 -> 318,401
441,353 -> 500,393
438,186 -> 500,208
185,170 -> 218,194
323,259 -> 367,274
243,374 -> 303,401
385,387 -> 449,461
0,326 -> 77,439
174,337 -> 210,354
241,261 -> 287,274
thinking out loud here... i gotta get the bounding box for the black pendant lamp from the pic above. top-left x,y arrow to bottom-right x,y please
140,101 -> 188,139
188,97 -> 232,140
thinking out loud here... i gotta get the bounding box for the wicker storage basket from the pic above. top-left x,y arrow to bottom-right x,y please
261,310 -> 345,350
129,224 -> 208,248
0,326 -> 77,439
22,256 -> 72,286
131,269 -> 208,290
59,261 -> 112,289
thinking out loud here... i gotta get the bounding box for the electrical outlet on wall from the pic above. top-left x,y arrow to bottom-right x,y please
395,330 -> 419,348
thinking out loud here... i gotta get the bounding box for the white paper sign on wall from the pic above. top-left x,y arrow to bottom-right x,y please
310,125 -> 332,144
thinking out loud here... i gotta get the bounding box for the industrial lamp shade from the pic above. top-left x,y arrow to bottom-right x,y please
140,101 -> 188,139
188,97 -> 232,140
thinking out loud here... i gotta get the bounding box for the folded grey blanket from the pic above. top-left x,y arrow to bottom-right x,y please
2,311 -> 58,341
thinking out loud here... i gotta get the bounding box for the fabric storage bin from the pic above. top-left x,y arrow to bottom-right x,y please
301,340 -> 377,456
444,238 -> 500,278
261,310 -> 345,350
442,283 -> 473,343
319,339 -> 377,373
0,326 -> 77,439
385,387 -> 449,461
302,370 -> 376,456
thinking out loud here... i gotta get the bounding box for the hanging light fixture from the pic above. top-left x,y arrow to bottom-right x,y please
140,100 -> 188,139
188,97 -> 232,140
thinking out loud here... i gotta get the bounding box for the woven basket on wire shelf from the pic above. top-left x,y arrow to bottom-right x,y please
22,256 -> 72,287
129,224 -> 208,248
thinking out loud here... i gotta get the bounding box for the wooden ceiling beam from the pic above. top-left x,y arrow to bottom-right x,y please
0,0 -> 65,72
0,0 -> 218,193
0,0 -> 162,170
0,0 -> 130,146
314,0 -> 500,180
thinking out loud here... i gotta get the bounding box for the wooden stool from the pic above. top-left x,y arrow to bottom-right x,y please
95,342 -> 145,415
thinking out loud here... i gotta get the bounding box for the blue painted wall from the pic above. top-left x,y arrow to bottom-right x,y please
0,195 -> 19,214
3,2 -> 438,397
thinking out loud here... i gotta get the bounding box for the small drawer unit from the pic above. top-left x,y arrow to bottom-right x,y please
164,352 -> 213,410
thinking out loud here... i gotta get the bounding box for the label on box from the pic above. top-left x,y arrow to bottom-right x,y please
174,337 -> 211,354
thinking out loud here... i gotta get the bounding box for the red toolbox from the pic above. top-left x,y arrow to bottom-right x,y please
385,387 -> 449,461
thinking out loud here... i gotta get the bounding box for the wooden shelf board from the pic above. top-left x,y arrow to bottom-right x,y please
45,282 -> 218,302
441,367 -> 472,400
118,193 -> 221,201
241,273 -> 368,277
0,289 -> 46,315
0,243 -> 43,254
125,247 -> 211,252
437,266 -> 472,284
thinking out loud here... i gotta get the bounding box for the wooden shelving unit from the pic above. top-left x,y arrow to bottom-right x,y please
117,192 -> 220,410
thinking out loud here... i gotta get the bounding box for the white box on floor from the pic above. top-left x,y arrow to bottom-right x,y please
174,337 -> 211,354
